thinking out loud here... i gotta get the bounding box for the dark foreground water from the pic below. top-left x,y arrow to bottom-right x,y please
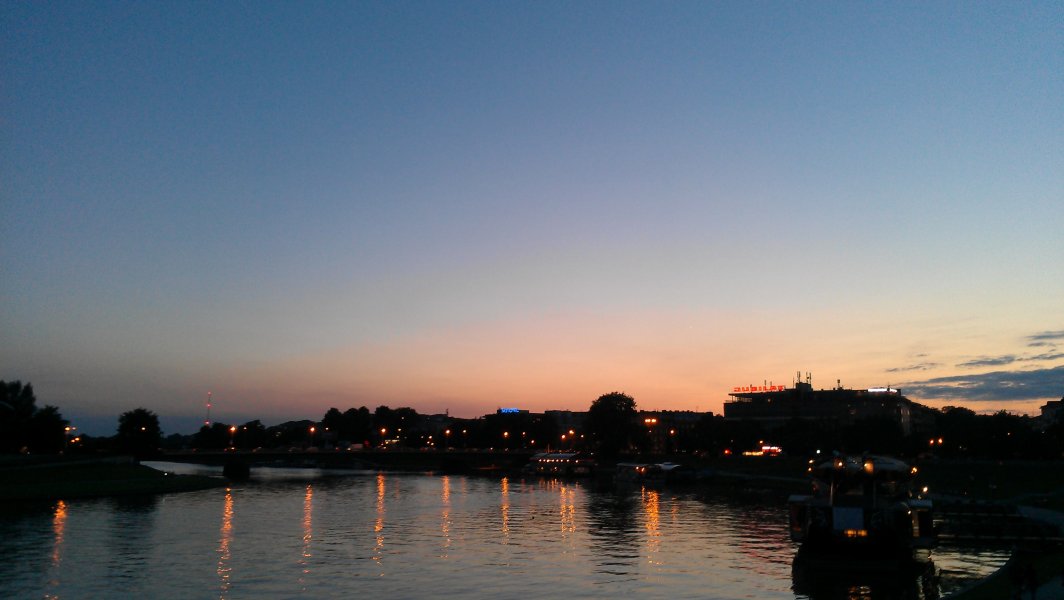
1,463 -> 1009,599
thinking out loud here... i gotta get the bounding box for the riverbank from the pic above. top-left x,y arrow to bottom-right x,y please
0,456 -> 226,501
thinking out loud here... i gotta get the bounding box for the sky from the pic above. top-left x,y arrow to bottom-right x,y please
2,1 -> 1062,436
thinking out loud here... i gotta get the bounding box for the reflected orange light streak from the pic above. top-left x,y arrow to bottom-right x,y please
51,500 -> 67,570
643,488 -> 662,565
217,489 -> 234,598
500,477 -> 510,540
559,486 -> 576,534
299,484 -> 313,590
440,476 -> 451,557
374,474 -> 386,570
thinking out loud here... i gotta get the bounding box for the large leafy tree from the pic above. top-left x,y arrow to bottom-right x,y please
585,392 -> 641,458
116,408 -> 162,458
0,380 -> 68,454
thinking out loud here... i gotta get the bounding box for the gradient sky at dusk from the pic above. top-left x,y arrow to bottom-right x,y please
3,2 -> 1062,435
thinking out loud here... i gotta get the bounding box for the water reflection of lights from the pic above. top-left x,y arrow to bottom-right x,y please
559,486 -> 576,534
299,484 -> 313,589
46,498 -> 68,597
374,474 -> 386,569
217,489 -> 234,598
440,476 -> 451,558
642,489 -> 662,565
51,500 -> 68,568
500,477 -> 510,540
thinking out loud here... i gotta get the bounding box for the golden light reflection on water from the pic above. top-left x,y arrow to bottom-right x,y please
374,473 -> 385,571
440,476 -> 451,558
642,488 -> 662,565
299,484 -> 313,589
559,486 -> 576,534
51,500 -> 67,568
44,499 -> 68,598
500,477 -> 510,541
217,489 -> 234,599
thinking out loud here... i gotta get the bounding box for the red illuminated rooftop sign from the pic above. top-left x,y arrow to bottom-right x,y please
733,384 -> 786,393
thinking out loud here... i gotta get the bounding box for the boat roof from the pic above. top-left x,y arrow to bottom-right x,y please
810,454 -> 915,481
531,452 -> 579,459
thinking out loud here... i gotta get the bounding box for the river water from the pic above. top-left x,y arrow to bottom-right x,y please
0,462 -> 1009,599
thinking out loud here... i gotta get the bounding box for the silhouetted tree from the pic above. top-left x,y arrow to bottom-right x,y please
585,392 -> 640,459
116,408 -> 162,458
0,380 -> 68,454
195,422 -> 233,449
321,408 -> 344,438
373,406 -> 421,447
27,405 -> 69,453
341,407 -> 372,444
234,420 -> 267,449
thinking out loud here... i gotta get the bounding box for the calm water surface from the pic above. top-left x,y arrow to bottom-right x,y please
0,463 -> 1008,599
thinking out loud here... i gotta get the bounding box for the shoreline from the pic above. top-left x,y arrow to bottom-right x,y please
0,456 -> 227,502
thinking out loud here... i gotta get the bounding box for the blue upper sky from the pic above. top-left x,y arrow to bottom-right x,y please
2,2 -> 1062,435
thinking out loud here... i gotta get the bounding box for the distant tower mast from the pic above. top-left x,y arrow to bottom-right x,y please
204,392 -> 213,426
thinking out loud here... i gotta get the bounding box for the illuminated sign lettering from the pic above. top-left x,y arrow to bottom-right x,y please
732,384 -> 786,393
499,408 -> 521,414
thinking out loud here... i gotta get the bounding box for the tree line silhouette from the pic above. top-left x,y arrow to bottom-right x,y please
3,381 -> 1062,460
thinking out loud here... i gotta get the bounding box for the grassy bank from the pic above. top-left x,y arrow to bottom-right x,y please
0,457 -> 226,501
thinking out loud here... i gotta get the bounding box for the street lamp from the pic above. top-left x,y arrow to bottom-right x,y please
229,425 -> 237,448
64,425 -> 77,451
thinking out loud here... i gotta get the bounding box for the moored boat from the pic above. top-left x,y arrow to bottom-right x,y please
788,454 -> 935,556
524,452 -> 595,477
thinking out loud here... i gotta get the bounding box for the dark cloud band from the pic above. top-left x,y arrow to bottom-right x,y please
903,365 -> 1064,401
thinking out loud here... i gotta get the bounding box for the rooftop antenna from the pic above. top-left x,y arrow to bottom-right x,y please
204,391 -> 213,426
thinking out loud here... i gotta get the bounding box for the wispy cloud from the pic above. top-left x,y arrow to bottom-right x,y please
886,363 -> 940,373
1027,330 -> 1064,345
903,365 -> 1064,402
1030,351 -> 1064,362
957,355 -> 1017,368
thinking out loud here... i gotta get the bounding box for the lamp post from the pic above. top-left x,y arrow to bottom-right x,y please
229,425 -> 237,449
64,425 -> 77,452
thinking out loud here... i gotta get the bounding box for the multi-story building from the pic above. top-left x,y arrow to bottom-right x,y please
723,377 -> 934,436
